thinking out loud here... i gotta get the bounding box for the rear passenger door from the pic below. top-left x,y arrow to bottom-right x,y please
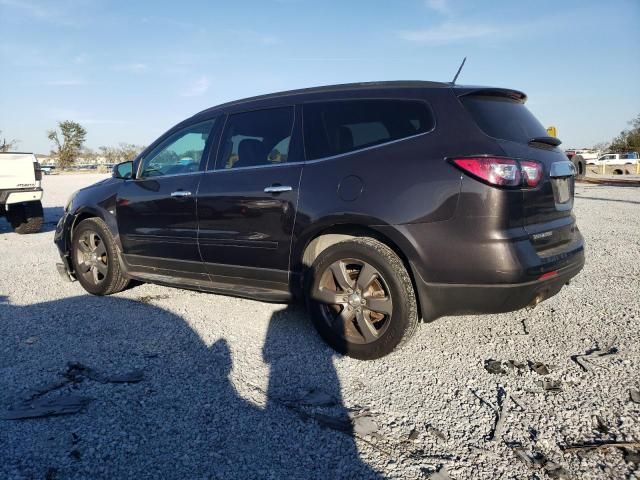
196,106 -> 303,291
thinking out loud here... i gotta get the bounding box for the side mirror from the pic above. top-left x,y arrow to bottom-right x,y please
112,161 -> 133,179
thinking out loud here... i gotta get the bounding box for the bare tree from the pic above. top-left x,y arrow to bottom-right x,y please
0,130 -> 20,152
47,121 -> 87,169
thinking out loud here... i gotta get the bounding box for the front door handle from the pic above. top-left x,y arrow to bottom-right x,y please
171,191 -> 192,197
264,185 -> 293,193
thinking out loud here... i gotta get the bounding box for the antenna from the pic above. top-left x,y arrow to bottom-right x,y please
451,57 -> 467,85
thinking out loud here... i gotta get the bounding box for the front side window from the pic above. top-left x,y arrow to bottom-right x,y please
216,107 -> 294,170
139,120 -> 215,178
303,99 -> 434,160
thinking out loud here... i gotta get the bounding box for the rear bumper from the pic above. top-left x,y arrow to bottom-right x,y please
376,215 -> 586,322
414,247 -> 584,321
0,187 -> 43,205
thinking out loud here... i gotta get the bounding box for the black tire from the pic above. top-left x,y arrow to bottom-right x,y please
305,238 -> 419,360
572,154 -> 586,180
8,201 -> 44,234
71,217 -> 129,295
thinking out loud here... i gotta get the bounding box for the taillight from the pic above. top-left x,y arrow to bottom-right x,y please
450,157 -> 543,188
520,160 -> 543,187
34,161 -> 42,181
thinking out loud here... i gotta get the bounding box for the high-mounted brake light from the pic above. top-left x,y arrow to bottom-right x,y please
450,157 -> 543,188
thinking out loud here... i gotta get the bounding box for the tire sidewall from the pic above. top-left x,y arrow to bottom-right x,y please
306,240 -> 415,360
72,220 -> 116,295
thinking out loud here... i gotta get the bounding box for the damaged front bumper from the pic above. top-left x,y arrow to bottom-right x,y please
54,213 -> 76,282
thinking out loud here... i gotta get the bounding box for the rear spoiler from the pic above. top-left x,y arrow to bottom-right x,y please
454,87 -> 527,104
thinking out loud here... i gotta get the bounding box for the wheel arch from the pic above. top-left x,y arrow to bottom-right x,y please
68,206 -> 122,251
295,222 -> 425,320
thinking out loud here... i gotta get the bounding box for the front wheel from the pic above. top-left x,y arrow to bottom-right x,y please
71,218 -> 130,295
305,238 -> 419,360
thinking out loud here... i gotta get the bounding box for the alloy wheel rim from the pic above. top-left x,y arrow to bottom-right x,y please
313,258 -> 393,344
75,230 -> 108,285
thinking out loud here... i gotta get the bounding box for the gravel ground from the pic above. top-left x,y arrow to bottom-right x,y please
1,174 -> 638,479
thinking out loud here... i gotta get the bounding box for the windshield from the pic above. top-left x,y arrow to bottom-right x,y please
461,95 -> 549,144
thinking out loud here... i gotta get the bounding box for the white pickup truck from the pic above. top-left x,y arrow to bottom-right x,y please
0,152 -> 44,233
588,152 -> 639,165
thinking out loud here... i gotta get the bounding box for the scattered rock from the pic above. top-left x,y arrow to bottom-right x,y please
352,412 -> 378,436
529,361 -> 551,375
484,359 -> 506,375
629,389 -> 640,404
25,336 -> 38,345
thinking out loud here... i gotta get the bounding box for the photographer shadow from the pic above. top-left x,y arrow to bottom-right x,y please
0,294 -> 380,479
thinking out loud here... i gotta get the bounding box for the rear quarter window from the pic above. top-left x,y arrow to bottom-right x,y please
461,95 -> 548,144
303,99 -> 434,160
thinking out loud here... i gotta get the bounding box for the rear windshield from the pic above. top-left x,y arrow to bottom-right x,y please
303,99 -> 434,160
461,95 -> 548,144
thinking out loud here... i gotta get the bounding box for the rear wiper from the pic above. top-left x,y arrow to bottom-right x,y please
529,136 -> 562,147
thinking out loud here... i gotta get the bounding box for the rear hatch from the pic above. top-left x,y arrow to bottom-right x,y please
459,89 -> 576,251
0,153 -> 40,191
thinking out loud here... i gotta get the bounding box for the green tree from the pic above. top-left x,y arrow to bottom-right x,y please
47,121 -> 87,169
0,130 -> 20,152
608,114 -> 640,154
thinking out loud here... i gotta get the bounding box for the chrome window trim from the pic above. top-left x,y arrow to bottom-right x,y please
303,130 -> 432,165
203,160 -> 300,174
129,170 -> 203,181
301,97 -> 436,164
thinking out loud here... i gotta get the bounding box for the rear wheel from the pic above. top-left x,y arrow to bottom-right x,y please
8,201 -> 44,234
71,218 -> 129,295
306,238 -> 419,360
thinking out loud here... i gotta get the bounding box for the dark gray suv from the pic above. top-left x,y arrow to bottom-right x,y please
55,81 -> 585,359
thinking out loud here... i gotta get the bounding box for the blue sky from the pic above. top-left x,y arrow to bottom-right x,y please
1,0 -> 639,154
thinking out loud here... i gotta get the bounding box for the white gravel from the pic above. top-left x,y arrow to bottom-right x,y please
1,174 -> 638,479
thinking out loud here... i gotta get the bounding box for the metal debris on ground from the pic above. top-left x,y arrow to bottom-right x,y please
561,441 -> 640,453
65,361 -> 144,384
528,361 -> 551,375
2,362 -> 143,420
571,341 -> 618,372
2,394 -> 94,420
297,388 -> 338,407
536,378 -> 562,392
592,415 -> 609,434
24,336 -> 38,345
511,445 -> 569,479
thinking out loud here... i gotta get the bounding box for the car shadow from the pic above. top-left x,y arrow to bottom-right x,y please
0,207 -> 64,234
0,295 -> 381,479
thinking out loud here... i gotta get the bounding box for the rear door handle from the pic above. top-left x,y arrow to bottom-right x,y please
171,191 -> 192,197
264,185 -> 293,193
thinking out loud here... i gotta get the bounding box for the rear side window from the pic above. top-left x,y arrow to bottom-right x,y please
303,99 -> 434,160
461,95 -> 548,144
216,107 -> 294,170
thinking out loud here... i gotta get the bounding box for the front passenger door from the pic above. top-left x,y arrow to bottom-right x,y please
117,119 -> 218,282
